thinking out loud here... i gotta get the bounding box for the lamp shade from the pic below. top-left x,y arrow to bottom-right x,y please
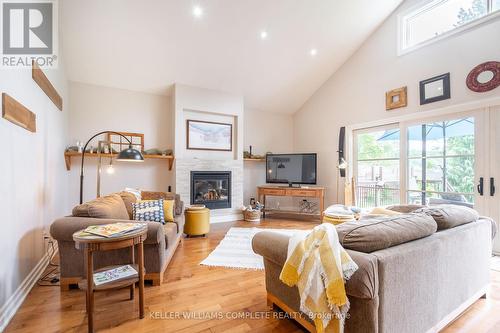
116,146 -> 144,162
338,157 -> 348,170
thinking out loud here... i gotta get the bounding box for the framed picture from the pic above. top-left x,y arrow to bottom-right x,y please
187,120 -> 233,151
419,73 -> 450,105
385,86 -> 407,110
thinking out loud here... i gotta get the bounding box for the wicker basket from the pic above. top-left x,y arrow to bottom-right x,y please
243,209 -> 261,222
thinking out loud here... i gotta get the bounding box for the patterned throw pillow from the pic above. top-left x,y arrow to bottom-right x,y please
132,199 -> 165,223
142,199 -> 175,222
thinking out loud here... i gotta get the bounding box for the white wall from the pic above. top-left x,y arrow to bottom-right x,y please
243,109 -> 294,205
293,1 -> 500,205
68,82 -> 173,205
0,66 -> 69,327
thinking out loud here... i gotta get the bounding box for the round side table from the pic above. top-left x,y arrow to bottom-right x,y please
73,225 -> 147,333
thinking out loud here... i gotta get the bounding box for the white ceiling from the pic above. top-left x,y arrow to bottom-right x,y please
61,0 -> 402,114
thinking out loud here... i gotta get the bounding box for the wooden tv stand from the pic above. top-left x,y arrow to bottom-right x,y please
257,186 -> 325,219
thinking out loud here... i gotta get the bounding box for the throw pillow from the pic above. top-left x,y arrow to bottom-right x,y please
336,213 -> 437,253
118,191 -> 137,219
132,199 -> 165,223
413,204 -> 479,230
72,194 -> 129,220
386,204 -> 425,213
125,187 -> 142,200
142,199 -> 175,222
141,191 -> 182,216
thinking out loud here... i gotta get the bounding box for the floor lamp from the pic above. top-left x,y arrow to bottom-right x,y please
80,131 -> 144,204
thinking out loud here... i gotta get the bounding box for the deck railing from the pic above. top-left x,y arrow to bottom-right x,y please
356,185 -> 399,208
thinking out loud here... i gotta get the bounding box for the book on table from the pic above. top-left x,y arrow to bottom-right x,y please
78,222 -> 145,238
93,265 -> 138,286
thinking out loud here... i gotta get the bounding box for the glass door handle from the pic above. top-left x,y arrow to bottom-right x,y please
477,177 -> 484,196
491,177 -> 496,197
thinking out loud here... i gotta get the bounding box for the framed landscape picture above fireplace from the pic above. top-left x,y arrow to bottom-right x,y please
187,120 -> 233,151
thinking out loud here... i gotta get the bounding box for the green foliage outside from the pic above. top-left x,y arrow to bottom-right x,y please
357,130 -> 474,206
445,136 -> 474,194
456,0 -> 487,25
357,131 -> 399,160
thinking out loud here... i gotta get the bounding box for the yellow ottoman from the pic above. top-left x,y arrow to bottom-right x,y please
184,208 -> 210,237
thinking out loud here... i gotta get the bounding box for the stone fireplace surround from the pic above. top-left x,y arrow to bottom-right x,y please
175,159 -> 243,222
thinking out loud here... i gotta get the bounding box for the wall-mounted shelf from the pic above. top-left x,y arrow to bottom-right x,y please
244,158 -> 265,162
64,151 -> 175,171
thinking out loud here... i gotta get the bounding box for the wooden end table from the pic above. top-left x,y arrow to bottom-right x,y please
73,226 -> 148,333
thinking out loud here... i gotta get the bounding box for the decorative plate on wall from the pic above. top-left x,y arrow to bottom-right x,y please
466,61 -> 500,93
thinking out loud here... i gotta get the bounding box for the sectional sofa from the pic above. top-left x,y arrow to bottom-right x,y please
253,205 -> 497,333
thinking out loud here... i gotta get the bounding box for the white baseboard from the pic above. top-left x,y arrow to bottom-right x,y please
210,213 -> 243,223
425,285 -> 488,333
0,243 -> 58,332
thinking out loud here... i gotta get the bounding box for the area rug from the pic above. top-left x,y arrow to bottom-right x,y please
200,227 -> 308,270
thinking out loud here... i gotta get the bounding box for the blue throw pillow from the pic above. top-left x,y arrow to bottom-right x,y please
132,199 -> 165,224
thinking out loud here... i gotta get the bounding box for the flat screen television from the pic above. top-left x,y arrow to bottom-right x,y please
266,153 -> 317,186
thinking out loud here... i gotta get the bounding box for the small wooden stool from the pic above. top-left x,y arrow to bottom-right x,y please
73,226 -> 147,333
184,208 -> 210,237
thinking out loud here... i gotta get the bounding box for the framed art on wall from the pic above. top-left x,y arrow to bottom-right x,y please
187,120 -> 233,151
419,73 -> 450,105
385,86 -> 407,110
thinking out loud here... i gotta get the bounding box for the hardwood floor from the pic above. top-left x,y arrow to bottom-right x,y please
5,218 -> 500,333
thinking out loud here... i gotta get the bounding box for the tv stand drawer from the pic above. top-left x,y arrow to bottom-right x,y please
286,189 -> 317,197
260,188 -> 286,196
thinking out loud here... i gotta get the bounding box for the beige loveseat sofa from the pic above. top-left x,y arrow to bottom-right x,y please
50,191 -> 184,290
253,205 -> 497,333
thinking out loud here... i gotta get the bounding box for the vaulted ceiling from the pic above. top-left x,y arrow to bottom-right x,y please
61,0 -> 402,114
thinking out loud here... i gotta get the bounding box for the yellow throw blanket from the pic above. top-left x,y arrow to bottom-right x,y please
279,223 -> 358,333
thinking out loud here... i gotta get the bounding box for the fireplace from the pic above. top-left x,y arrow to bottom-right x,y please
190,171 -> 231,209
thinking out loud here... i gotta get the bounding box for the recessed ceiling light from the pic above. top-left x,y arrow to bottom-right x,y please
260,30 -> 268,40
193,5 -> 203,18
310,48 -> 318,56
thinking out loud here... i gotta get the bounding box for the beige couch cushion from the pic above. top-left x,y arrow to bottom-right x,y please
142,191 -> 183,216
386,204 -> 425,213
413,204 -> 479,230
163,223 -> 178,249
72,194 -> 129,220
336,214 -> 437,253
118,191 -> 137,219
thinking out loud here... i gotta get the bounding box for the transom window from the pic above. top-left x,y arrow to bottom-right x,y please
399,0 -> 500,54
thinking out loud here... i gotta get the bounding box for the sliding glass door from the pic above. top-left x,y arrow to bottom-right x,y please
353,110 -> 486,210
353,108 -> 499,253
406,117 -> 475,207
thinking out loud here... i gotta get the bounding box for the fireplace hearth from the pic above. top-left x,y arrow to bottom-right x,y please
190,171 -> 231,209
